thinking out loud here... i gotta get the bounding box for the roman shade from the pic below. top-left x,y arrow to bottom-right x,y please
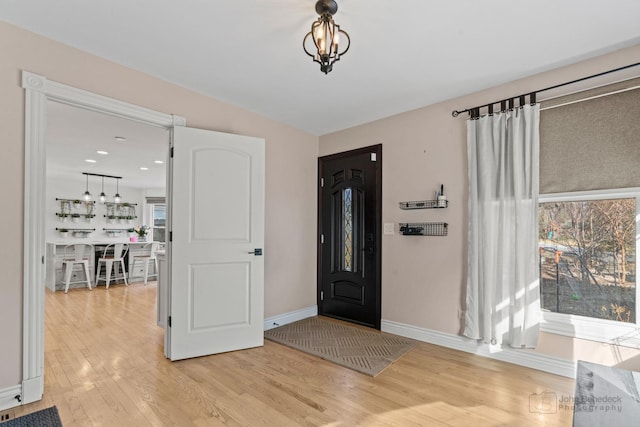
145,196 -> 166,204
539,77 -> 640,194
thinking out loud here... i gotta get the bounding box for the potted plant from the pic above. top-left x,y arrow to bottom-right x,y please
85,214 -> 95,223
71,213 -> 81,223
133,225 -> 150,242
58,228 -> 69,237
106,215 -> 117,224
58,213 -> 69,223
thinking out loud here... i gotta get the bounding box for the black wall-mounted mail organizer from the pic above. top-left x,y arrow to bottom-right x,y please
399,222 -> 448,236
399,200 -> 448,209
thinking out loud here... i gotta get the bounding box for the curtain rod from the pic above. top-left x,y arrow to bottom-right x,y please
451,61 -> 640,118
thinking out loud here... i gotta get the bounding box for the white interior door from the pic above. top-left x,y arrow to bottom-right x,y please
166,126 -> 265,361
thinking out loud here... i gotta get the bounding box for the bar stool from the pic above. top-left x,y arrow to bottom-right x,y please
61,244 -> 93,293
95,243 -> 129,289
131,242 -> 159,285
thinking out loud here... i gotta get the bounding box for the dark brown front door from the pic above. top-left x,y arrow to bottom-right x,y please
318,145 -> 381,329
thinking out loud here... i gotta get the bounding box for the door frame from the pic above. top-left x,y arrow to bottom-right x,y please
20,70 -> 185,404
317,144 -> 382,329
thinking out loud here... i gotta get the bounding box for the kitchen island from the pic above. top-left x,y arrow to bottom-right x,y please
46,240 -> 160,292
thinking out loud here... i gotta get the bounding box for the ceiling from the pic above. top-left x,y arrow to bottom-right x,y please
46,101 -> 168,189
2,1 -> 640,137
12,1 -> 639,190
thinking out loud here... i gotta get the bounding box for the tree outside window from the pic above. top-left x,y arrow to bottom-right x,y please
539,198 -> 636,323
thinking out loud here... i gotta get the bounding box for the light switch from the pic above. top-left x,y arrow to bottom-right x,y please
383,223 -> 395,235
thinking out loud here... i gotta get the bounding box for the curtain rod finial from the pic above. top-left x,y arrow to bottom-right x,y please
452,110 -> 460,117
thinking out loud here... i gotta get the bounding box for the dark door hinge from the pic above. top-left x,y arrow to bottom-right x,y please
168,316 -> 172,327
320,290 -> 324,301
170,147 -> 174,158
169,231 -> 173,242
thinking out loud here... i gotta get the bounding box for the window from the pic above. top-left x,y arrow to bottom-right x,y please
538,189 -> 640,345
343,187 -> 353,272
150,203 -> 166,242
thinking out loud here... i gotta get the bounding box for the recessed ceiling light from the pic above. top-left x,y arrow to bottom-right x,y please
154,160 -> 164,164
85,159 -> 97,163
114,136 -> 126,142
140,167 -> 149,171
96,150 -> 109,155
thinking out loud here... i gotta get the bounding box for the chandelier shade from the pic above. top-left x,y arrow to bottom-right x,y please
114,178 -> 121,203
82,173 -> 92,201
303,0 -> 350,74
99,176 -> 106,203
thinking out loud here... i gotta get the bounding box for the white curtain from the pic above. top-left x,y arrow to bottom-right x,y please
464,104 -> 541,348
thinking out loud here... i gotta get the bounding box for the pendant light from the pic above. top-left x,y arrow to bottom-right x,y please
303,0 -> 350,74
99,176 -> 106,204
114,178 -> 121,203
82,173 -> 92,201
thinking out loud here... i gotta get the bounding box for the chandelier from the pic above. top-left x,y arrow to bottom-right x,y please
303,0 -> 350,74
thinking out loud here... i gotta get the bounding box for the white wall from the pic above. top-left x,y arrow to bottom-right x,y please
45,175 -> 146,243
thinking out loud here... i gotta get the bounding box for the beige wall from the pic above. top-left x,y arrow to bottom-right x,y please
3,18 -> 639,391
320,43 -> 640,368
0,22 -> 319,388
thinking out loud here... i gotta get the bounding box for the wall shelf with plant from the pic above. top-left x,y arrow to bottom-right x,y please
55,227 -> 96,238
56,198 -> 96,223
102,228 -> 131,237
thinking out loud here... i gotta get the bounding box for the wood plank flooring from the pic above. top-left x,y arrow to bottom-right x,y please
3,283 -> 576,426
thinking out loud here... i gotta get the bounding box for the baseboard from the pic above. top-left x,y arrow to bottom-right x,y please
382,319 -> 577,378
264,305 -> 317,331
0,384 -> 22,411
21,376 -> 43,405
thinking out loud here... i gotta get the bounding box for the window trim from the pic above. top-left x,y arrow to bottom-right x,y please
538,187 -> 640,348
148,202 -> 166,243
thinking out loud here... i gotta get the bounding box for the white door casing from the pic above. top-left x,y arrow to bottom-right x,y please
167,126 -> 265,360
20,71 -> 183,405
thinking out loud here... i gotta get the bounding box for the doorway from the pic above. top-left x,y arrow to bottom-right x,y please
317,144 -> 382,329
22,71 -> 265,404
21,71 -> 183,404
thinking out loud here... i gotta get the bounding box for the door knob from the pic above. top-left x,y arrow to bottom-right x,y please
248,248 -> 263,256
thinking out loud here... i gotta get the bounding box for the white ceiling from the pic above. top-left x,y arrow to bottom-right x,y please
3,1 -> 640,138
46,101 -> 168,189
13,1 -> 640,189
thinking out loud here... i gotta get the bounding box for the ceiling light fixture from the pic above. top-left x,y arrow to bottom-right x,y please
81,173 -> 121,204
140,167 -> 148,171
154,160 -> 164,164
99,176 -> 106,204
85,159 -> 97,163
114,136 -> 126,142
82,173 -> 92,202
114,178 -> 121,203
303,0 -> 350,74
96,150 -> 109,155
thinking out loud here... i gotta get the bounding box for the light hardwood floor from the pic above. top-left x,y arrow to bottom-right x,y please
3,283 -> 575,426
